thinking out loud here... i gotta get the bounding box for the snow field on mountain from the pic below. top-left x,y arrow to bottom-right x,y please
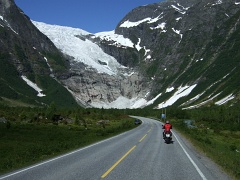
32,21 -> 125,75
94,30 -> 134,48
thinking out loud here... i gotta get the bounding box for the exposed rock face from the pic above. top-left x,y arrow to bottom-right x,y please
60,61 -> 151,108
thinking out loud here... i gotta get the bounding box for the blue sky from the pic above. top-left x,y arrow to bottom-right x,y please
15,0 -> 163,33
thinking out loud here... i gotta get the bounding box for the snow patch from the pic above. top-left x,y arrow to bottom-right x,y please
150,22 -> 166,31
136,38 -> 142,51
0,16 -> 18,34
21,76 -> 45,97
94,30 -> 134,48
146,55 -> 151,60
147,14 -> 163,24
215,94 -> 235,105
196,58 -> 204,62
120,18 -> 152,28
208,0 -> 223,6
171,5 -> 186,14
128,72 -> 135,76
172,28 -> 183,43
145,93 -> 162,107
166,87 -> 174,93
177,3 -> 190,10
95,32 -> 151,53
183,93 -> 221,110
120,14 -> 164,28
44,57 -> 54,75
158,84 -> 197,108
176,17 -> 182,21
213,0 -> 223,5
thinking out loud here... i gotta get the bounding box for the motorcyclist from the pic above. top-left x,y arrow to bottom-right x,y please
162,120 -> 172,139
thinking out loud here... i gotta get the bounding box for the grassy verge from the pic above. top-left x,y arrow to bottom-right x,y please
0,117 -> 137,175
171,119 -> 240,179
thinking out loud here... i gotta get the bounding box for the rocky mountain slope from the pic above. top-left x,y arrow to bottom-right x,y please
1,0 -> 240,109
84,0 -> 240,109
0,0 -> 78,107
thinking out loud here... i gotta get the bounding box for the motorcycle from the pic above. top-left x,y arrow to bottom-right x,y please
163,130 -> 172,144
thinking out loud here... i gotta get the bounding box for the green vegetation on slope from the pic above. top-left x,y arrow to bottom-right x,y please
35,75 -> 79,108
0,52 -> 78,108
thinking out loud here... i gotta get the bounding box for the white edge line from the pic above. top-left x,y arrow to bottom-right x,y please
0,129 -> 133,179
173,132 -> 208,180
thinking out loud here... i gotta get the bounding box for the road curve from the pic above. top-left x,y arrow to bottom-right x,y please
0,116 -> 231,180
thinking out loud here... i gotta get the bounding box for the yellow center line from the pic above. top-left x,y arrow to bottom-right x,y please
139,134 -> 148,142
101,145 -> 137,179
101,128 -> 151,178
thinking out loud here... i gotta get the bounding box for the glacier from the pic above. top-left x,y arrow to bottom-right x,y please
32,21 -> 199,109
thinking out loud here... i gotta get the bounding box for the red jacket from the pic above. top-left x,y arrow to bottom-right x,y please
162,123 -> 172,132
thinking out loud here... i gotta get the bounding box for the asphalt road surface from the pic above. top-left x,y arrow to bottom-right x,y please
0,116 -> 232,180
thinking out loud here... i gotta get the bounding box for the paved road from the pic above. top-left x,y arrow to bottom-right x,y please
0,116 -> 231,180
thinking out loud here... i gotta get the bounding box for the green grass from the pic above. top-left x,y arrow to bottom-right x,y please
171,119 -> 240,179
0,98 -> 35,108
0,117 -> 137,175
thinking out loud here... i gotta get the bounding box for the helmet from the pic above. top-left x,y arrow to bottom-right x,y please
166,120 -> 169,124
